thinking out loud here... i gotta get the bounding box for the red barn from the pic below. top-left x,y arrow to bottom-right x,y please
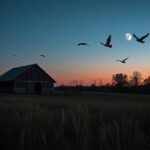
0,64 -> 56,94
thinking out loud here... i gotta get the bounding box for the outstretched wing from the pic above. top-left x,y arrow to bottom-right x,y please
77,43 -> 82,46
40,55 -> 45,58
13,55 -> 18,57
133,34 -> 139,40
77,43 -> 89,46
123,57 -> 129,62
140,33 -> 149,40
106,35 -> 111,45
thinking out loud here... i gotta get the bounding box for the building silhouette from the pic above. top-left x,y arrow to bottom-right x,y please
0,64 -> 56,94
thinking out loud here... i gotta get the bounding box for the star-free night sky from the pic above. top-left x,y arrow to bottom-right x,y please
1,0 -> 150,85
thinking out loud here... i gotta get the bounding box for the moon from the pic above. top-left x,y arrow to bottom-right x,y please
125,33 -> 132,41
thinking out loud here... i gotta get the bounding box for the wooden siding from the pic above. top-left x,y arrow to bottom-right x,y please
0,64 -> 55,94
16,65 -> 54,82
14,80 -> 54,94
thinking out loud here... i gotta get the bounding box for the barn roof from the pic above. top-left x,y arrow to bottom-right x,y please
0,64 -> 56,82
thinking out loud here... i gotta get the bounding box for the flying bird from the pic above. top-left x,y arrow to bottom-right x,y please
40,55 -> 46,58
77,43 -> 89,46
12,55 -> 18,57
116,57 -> 129,63
101,35 -> 112,48
133,33 -> 149,43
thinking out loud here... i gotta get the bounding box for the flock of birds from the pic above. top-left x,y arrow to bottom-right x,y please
77,33 -> 150,64
12,33 -> 149,64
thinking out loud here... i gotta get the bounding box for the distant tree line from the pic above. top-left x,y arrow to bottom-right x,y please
112,71 -> 142,87
55,71 -> 150,95
111,71 -> 150,94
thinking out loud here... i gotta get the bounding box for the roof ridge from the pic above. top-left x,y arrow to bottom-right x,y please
12,63 -> 37,69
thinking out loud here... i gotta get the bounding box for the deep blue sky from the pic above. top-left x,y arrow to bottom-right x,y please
1,0 -> 150,85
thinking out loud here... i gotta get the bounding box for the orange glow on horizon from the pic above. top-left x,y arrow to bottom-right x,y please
47,68 -> 150,86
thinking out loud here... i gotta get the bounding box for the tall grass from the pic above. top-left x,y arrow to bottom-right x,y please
0,93 -> 150,150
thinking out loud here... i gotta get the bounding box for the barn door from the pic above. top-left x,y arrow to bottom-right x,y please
34,82 -> 42,94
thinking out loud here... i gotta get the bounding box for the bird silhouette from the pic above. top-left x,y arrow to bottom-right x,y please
133,33 -> 149,43
101,35 -> 112,48
116,57 -> 129,63
40,55 -> 46,58
12,55 -> 18,57
77,43 -> 89,46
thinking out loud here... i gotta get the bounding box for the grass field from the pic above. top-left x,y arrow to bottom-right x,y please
0,92 -> 150,150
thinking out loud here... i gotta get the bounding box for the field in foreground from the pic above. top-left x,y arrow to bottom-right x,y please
0,93 -> 150,150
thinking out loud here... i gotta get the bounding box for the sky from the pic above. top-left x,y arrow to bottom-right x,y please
1,0 -> 150,85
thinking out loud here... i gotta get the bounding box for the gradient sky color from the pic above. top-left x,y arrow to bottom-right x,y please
1,0 -> 150,85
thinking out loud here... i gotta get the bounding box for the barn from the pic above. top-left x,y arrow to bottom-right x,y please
0,64 -> 56,94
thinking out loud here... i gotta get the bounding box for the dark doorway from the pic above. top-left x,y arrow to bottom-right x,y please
35,82 -> 42,94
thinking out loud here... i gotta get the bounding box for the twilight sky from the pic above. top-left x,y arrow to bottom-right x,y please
1,0 -> 150,85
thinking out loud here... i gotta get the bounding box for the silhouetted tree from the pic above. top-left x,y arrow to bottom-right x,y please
69,80 -> 79,86
143,76 -> 150,86
130,71 -> 142,87
91,80 -> 97,87
68,80 -> 82,94
112,73 -> 128,87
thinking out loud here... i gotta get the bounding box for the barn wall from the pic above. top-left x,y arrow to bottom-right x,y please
16,65 -> 55,83
26,82 -> 35,94
0,81 -> 14,93
14,81 -> 35,94
14,80 -> 26,94
13,65 -> 55,94
14,80 -> 54,94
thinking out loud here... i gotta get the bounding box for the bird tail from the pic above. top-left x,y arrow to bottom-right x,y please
101,43 -> 104,45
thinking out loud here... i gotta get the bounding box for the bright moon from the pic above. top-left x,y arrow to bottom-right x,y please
125,33 -> 132,41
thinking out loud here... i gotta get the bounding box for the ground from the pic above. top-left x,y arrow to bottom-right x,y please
0,92 -> 150,150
